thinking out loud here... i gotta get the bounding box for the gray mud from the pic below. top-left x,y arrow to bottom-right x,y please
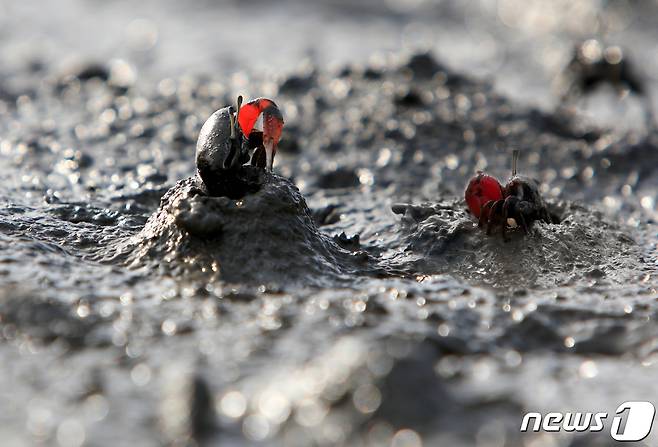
1,3 -> 658,446
124,173 -> 376,285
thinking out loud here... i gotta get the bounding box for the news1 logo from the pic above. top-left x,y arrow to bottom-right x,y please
520,401 -> 655,442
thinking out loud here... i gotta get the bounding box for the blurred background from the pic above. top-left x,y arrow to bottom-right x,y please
3,0 -> 658,120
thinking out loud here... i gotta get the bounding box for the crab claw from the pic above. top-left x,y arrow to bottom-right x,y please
465,172 -> 504,218
238,98 -> 284,171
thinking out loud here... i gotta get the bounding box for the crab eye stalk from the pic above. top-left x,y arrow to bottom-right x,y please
512,149 -> 520,177
224,104 -> 241,170
229,107 -> 236,140
234,95 -> 243,139
238,98 -> 284,171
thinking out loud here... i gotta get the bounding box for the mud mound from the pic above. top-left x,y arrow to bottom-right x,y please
124,173 -> 373,285
392,201 -> 642,289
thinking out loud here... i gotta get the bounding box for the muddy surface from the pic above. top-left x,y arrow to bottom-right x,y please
1,2 -> 658,447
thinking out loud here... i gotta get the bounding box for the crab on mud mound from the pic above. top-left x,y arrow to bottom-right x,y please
464,151 -> 554,242
124,96 -> 374,284
195,96 -> 284,198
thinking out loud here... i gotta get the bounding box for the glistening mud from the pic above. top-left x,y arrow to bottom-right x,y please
0,48 -> 656,446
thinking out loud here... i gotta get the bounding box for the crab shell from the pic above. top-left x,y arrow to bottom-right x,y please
195,106 -> 241,181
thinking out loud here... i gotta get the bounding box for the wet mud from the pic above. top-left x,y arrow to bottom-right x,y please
0,31 -> 657,447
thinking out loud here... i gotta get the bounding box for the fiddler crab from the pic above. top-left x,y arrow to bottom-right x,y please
560,39 -> 654,127
464,150 -> 553,242
196,96 -> 284,196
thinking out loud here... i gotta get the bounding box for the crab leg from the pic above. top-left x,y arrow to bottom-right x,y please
518,212 -> 529,234
486,200 -> 503,235
502,198 -> 513,242
263,112 -> 283,171
479,200 -> 495,228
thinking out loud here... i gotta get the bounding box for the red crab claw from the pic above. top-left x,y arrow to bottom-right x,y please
465,172 -> 503,218
238,98 -> 284,171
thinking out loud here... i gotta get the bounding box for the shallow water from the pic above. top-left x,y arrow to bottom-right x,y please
1,1 -> 657,446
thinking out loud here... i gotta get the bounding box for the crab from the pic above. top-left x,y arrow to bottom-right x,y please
464,150 -> 553,241
559,39 -> 654,127
195,96 -> 284,196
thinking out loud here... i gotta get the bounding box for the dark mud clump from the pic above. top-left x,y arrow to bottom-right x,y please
0,287 -> 102,348
124,171 -> 374,285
